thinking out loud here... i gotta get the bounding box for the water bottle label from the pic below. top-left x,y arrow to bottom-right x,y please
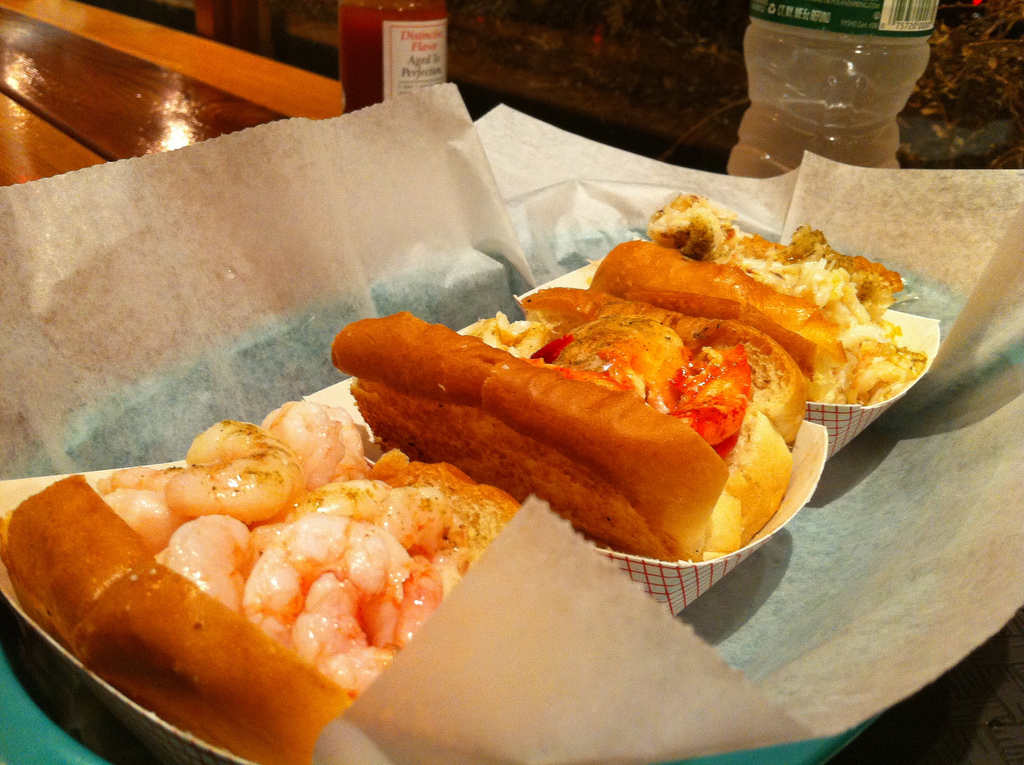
750,0 -> 938,36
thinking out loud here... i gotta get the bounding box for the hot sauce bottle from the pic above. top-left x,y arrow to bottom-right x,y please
339,0 -> 447,112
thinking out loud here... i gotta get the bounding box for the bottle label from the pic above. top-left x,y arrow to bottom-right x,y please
381,18 -> 447,100
750,0 -> 938,36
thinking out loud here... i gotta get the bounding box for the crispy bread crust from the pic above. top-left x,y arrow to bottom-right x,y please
482,362 -> 729,559
0,475 -> 149,648
590,240 -> 845,372
367,450 -> 521,565
331,311 -> 510,406
74,563 -> 350,765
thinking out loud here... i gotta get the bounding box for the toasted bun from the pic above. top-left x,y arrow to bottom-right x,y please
0,475 -> 150,648
590,240 -> 845,378
353,379 -> 682,560
520,288 -> 807,445
73,563 -> 350,765
1,476 -> 349,765
331,311 -> 511,406
333,313 -> 731,561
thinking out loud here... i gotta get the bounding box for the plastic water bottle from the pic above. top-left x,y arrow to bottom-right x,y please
727,0 -> 940,177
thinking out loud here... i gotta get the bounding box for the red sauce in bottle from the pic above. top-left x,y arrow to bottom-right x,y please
339,0 -> 447,112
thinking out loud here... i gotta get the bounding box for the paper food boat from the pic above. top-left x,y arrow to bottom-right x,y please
536,262 -> 942,460
604,422 -> 825,613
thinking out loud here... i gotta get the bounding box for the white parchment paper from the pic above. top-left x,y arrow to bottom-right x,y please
0,85 -> 530,480
2,89 -> 1024,765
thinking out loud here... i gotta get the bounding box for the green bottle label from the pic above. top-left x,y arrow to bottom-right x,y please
750,0 -> 938,37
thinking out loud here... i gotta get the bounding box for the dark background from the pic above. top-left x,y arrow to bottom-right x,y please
79,0 -> 1024,173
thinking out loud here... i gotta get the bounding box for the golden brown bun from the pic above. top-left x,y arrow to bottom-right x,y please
333,314 -> 731,561
354,380 -> 681,559
483,361 -> 731,558
519,288 -> 807,445
332,311 -> 511,406
0,475 -> 149,648
73,563 -> 351,765
1,476 -> 350,765
590,240 -> 845,378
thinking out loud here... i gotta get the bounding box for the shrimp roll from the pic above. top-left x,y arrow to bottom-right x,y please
2,436 -> 521,765
332,292 -> 805,562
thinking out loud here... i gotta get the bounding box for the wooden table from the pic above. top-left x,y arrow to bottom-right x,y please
0,0 -> 342,186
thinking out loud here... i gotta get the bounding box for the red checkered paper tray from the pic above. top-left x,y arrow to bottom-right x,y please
808,308 -> 940,457
588,422 -> 826,614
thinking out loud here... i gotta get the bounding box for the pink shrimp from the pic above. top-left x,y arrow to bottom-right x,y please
164,420 -> 306,524
289,481 -> 455,558
96,466 -> 181,494
361,556 -> 445,650
99,487 -> 187,554
261,401 -> 369,490
241,513 -> 445,691
290,574 -> 395,694
157,515 -> 253,613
